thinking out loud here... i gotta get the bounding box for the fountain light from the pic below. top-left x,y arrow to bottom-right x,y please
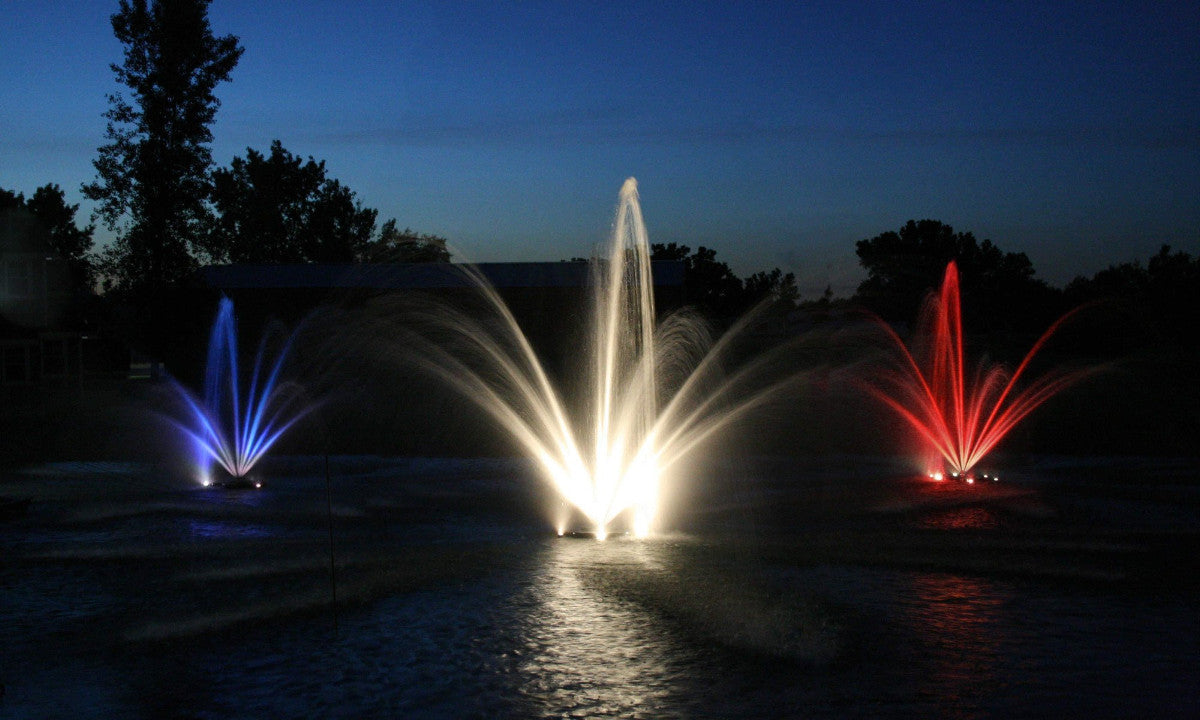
168,298 -> 312,488
862,261 -> 1099,478
403,179 -> 807,537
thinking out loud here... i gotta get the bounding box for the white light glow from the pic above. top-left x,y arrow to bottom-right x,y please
409,179 -> 808,540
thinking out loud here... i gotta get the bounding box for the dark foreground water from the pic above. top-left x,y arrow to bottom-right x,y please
1,456 -> 1197,718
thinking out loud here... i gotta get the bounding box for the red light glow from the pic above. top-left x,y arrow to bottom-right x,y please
863,262 -> 1098,476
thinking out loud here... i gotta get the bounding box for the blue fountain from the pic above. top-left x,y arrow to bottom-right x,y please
169,298 -> 311,488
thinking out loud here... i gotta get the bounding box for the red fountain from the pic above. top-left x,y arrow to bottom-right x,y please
865,261 -> 1096,479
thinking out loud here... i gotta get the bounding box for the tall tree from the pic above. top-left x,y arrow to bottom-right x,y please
651,242 -> 743,319
207,141 -> 379,263
83,0 -> 242,294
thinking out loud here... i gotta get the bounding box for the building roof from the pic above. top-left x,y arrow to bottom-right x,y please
198,261 -> 684,291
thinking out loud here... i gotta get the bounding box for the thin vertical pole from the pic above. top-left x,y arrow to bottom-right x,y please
325,451 -> 338,636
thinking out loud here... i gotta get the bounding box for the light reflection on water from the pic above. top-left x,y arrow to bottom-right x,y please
187,519 -> 273,539
903,573 -> 1008,717
4,460 -> 1200,718
919,505 -> 1001,530
507,540 -> 686,718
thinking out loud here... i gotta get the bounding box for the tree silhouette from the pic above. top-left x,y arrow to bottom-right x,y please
651,242 -> 743,319
855,219 -> 1058,334
1064,244 -> 1200,351
207,140 -> 378,263
1,184 -> 96,293
650,242 -> 796,321
82,0 -> 242,294
743,268 -> 799,309
359,220 -> 451,263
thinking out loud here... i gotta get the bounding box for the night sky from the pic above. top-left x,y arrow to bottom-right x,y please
2,1 -> 1197,296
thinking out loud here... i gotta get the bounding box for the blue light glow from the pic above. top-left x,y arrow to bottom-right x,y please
169,298 -> 311,483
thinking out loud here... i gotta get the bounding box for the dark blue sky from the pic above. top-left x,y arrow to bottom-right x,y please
2,1 -> 1197,296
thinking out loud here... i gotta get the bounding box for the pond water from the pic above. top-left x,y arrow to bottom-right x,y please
1,457 -> 1197,718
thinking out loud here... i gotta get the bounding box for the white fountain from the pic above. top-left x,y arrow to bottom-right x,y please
405,178 -> 801,538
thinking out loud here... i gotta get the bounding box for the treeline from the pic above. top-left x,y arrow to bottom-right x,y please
4,0 -> 1197,354
851,220 -> 1199,358
77,0 -> 448,301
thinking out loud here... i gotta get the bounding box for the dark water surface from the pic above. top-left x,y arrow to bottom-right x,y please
1,457 -> 1197,718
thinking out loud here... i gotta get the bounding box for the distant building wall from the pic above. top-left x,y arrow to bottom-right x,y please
0,206 -> 86,401
193,261 -> 686,455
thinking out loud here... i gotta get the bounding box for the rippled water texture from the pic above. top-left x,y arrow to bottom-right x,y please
2,457 -> 1198,718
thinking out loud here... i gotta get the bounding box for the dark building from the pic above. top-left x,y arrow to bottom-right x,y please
197,260 -> 685,368
194,260 -> 686,455
198,261 -> 684,313
0,205 -> 83,400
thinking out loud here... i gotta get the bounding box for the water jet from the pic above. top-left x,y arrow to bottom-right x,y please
863,261 -> 1099,478
402,179 -> 807,537
167,298 -> 312,488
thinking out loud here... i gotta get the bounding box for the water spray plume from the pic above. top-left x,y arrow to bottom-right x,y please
168,298 -> 313,484
864,261 -> 1098,476
403,179 -> 807,537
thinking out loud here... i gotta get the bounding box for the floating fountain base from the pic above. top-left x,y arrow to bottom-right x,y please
216,477 -> 262,490
929,470 -> 1000,485
202,469 -> 263,490
558,529 -> 630,540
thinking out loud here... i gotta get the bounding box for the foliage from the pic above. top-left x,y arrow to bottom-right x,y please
357,220 -> 451,263
207,140 -> 378,263
651,242 -> 741,317
650,242 -> 797,320
1064,245 -> 1200,352
855,219 -> 1059,333
0,184 -> 96,293
82,0 -> 242,294
744,268 -> 800,308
